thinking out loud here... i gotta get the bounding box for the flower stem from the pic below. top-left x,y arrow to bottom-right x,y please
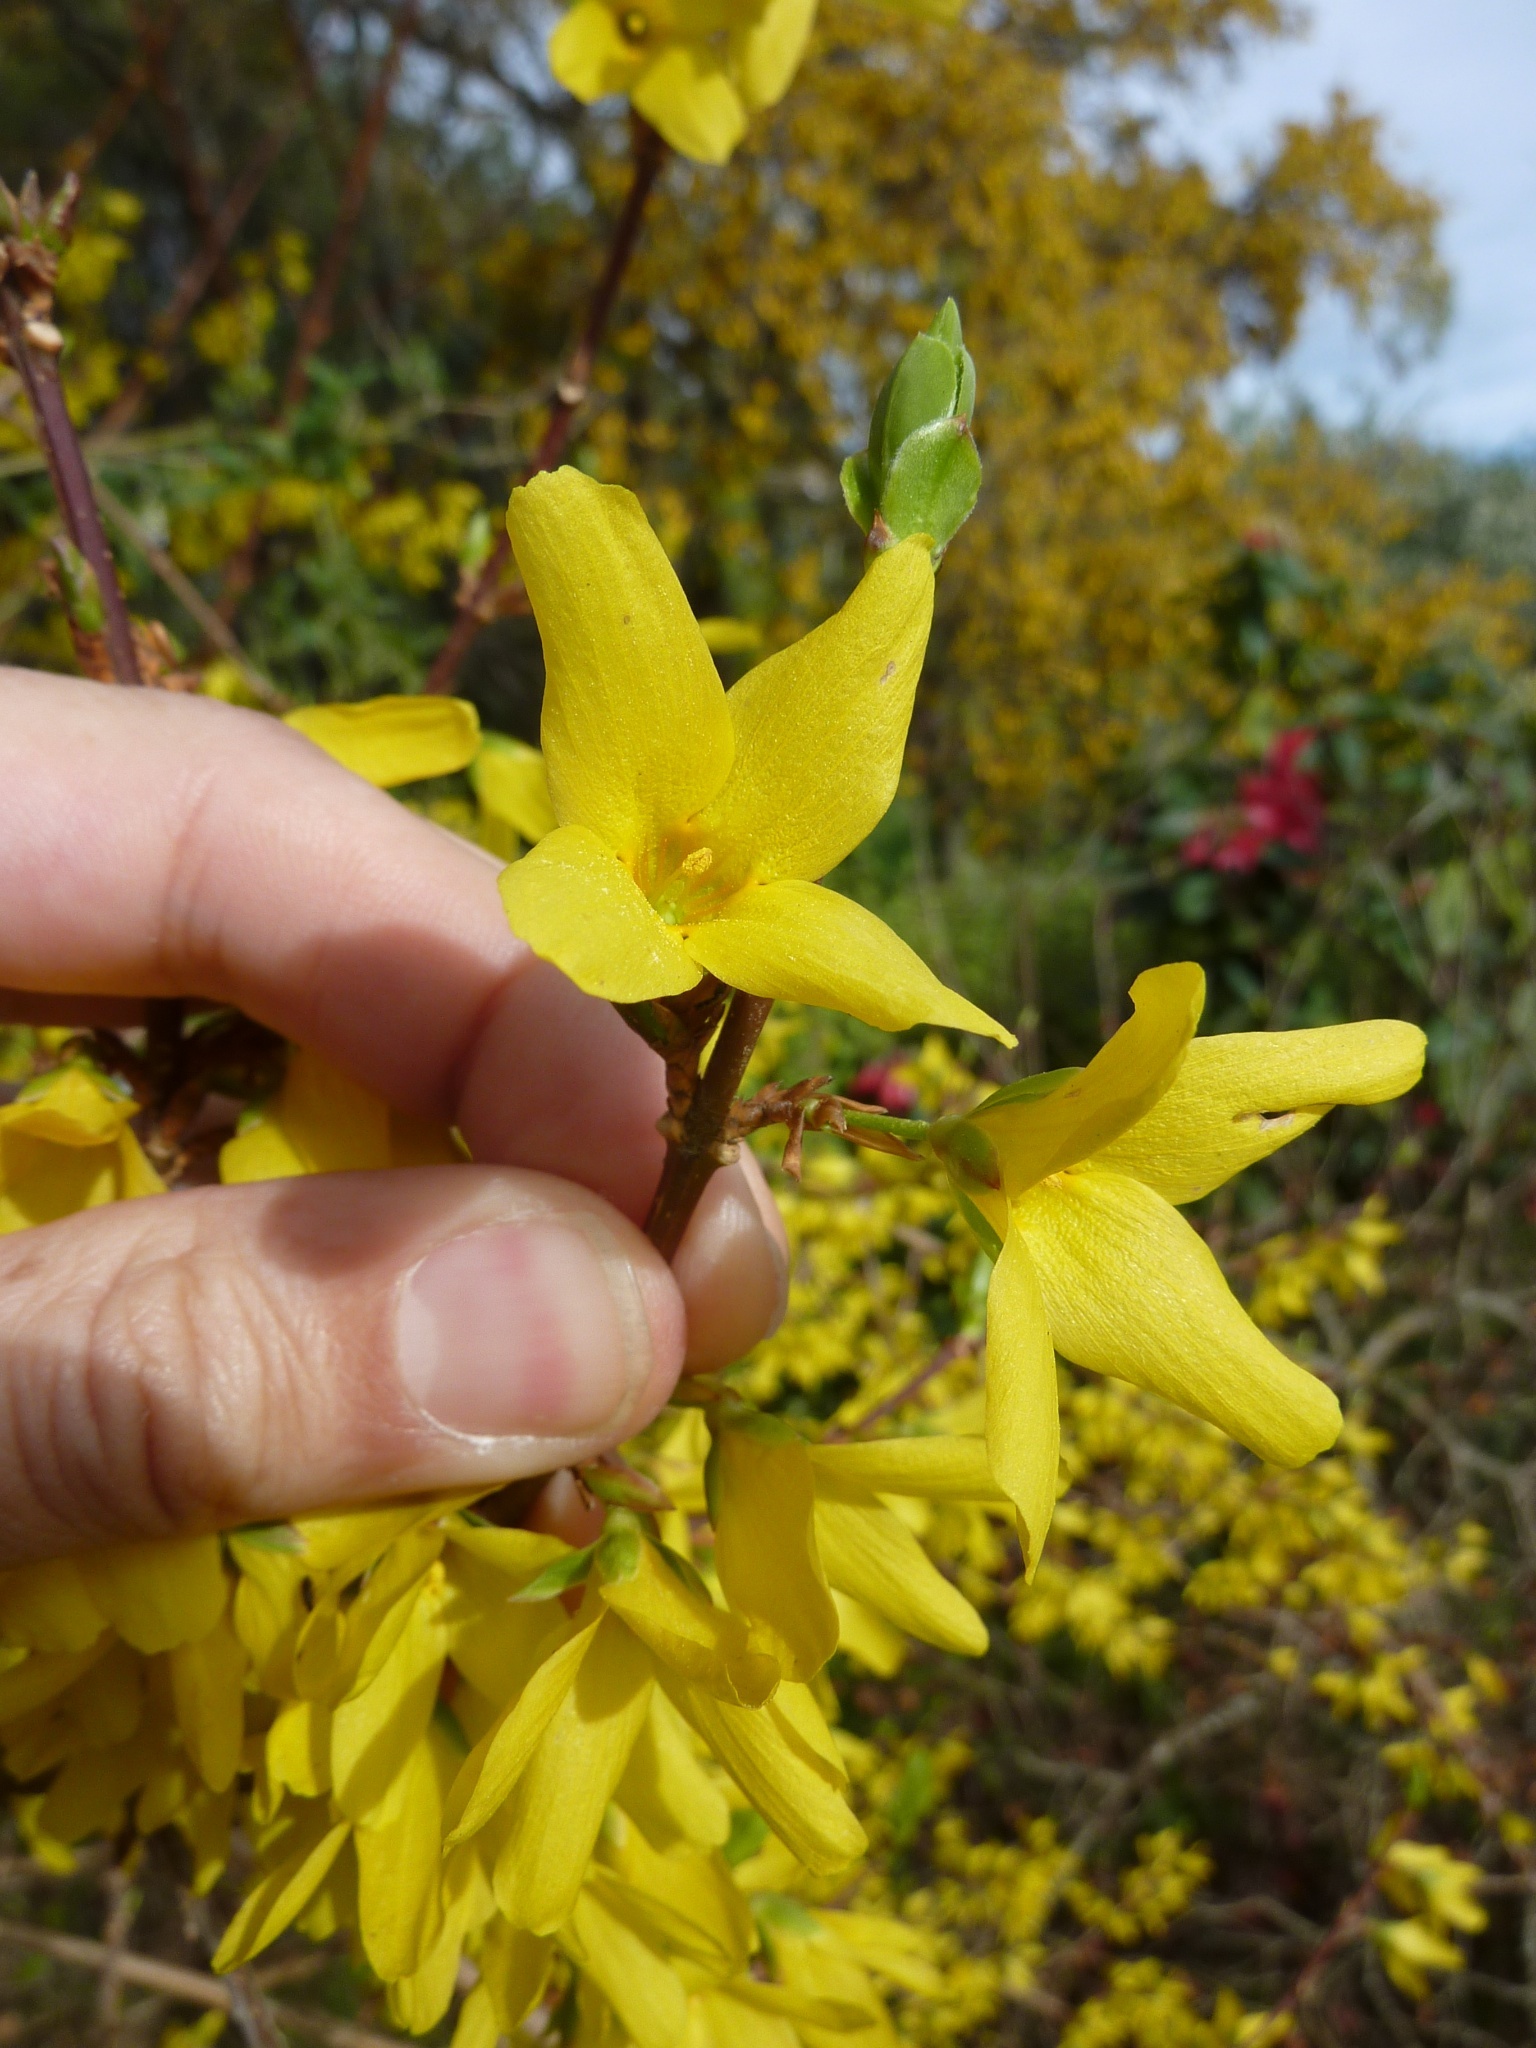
644,991 -> 775,1262
0,284 -> 142,687
424,114 -> 669,695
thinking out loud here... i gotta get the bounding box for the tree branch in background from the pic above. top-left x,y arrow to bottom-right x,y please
93,475 -> 287,707
278,0 -> 424,420
142,0 -> 216,247
99,108 -> 302,438
0,174 -> 143,686
0,1917 -> 407,2048
424,114 -> 669,696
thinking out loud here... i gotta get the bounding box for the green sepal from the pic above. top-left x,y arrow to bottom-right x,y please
880,417 -> 982,557
970,1066 -> 1082,1119
929,1112 -> 1002,1191
512,1542 -> 598,1603
957,346 -> 977,422
840,451 -> 877,535
954,1190 -> 1004,1261
656,1542 -> 714,1606
595,1511 -> 643,1585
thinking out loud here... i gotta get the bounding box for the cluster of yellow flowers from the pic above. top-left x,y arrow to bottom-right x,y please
1247,1194 -> 1402,1329
0,468 -> 1475,2039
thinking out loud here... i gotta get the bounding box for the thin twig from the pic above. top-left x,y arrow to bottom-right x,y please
425,115 -> 669,695
93,475 -> 286,706
0,1919 -> 406,2047
0,273 -> 143,686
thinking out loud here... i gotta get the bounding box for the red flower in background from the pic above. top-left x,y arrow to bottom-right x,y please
848,1060 -> 920,1116
1183,727 -> 1324,874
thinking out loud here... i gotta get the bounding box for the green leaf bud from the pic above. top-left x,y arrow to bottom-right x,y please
848,297 -> 982,564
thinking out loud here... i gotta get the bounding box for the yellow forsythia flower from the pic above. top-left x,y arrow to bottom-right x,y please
220,1045 -> 459,1182
283,694 -> 481,788
549,0 -> 962,166
0,1065 -> 163,1232
499,468 -> 1009,1040
932,963 -> 1425,1572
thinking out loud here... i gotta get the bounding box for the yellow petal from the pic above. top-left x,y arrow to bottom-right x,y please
1019,1169 -> 1342,1466
632,44 -> 749,164
616,1687 -> 733,1850
1090,1019 -> 1428,1203
507,468 -> 734,857
985,1227 -> 1059,1581
493,1614 -> 655,1933
660,1671 -> 866,1875
683,880 -> 1011,1041
213,1809 -> 351,1970
563,1882 -> 690,2048
169,1617 -> 246,1792
831,1591 -> 907,1678
219,1044 -> 391,1182
77,1537 -> 227,1655
809,1436 -> 1007,1503
713,1421 -> 838,1685
731,0 -> 818,108
355,1735 -> 445,1981
472,734 -> 557,845
812,1472 -> 987,1656
599,1534 -> 779,1705
549,0 -> 642,100
479,1920 -> 553,2032
267,1697 -> 332,1799
445,1616 -> 599,1846
694,541 -> 933,884
701,1985 -> 840,2048
972,962 -> 1204,1192
330,1572 -> 449,1822
452,1981 -> 501,2048
283,695 -> 480,787
599,1810 -> 753,1968
0,1559 -> 106,1654
501,823 -> 701,1002
0,1068 -> 163,1229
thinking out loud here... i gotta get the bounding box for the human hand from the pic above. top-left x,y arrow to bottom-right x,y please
0,667 -> 787,1565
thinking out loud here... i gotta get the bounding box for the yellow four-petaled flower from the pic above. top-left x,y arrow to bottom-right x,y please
550,0 -> 963,166
932,963 -> 1426,1572
499,467 -> 1010,1042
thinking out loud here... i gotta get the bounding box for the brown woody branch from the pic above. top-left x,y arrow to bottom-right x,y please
0,176 -> 143,686
99,109 -> 301,438
424,115 -> 668,696
637,987 -> 776,1262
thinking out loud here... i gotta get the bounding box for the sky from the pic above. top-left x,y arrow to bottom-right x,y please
1123,0 -> 1536,454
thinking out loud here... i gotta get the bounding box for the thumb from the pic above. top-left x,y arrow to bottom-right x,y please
0,1165 -> 684,1565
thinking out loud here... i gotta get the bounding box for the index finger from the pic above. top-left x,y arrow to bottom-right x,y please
0,666 -> 669,1219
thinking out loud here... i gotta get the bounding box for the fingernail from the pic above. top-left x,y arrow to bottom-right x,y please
396,1220 -> 647,1440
